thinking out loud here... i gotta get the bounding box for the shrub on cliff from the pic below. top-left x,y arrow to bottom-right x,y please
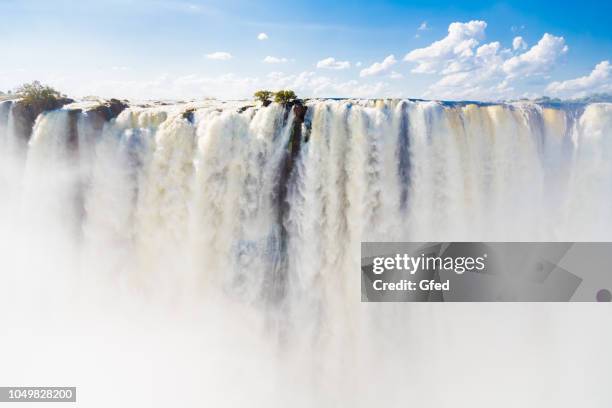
15,81 -> 65,110
254,90 -> 273,104
274,90 -> 297,104
12,81 -> 72,138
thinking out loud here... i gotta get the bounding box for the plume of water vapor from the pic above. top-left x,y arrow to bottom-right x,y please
0,100 -> 611,408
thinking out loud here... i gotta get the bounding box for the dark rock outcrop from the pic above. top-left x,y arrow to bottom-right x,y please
67,109 -> 82,150
182,108 -> 196,124
286,102 -> 307,168
277,100 -> 308,218
86,98 -> 128,121
0,100 -> 11,124
238,105 -> 254,113
277,101 -> 308,214
12,97 -> 73,140
85,99 -> 128,130
267,101 -> 308,304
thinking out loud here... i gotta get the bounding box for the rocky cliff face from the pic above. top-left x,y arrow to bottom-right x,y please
9,97 -> 129,140
83,99 -> 129,130
12,96 -> 73,139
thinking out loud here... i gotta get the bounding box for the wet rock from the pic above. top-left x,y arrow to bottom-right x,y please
182,108 -> 196,124
12,96 -> 73,140
268,100 -> 309,305
292,101 -> 307,122
87,98 -> 128,121
238,105 -> 254,113
282,101 -> 307,186
85,99 -> 129,130
67,109 -> 82,150
0,100 -> 12,124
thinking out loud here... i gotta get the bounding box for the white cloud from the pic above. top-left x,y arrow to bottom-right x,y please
7,65 -> 394,100
266,71 -> 392,97
389,71 -> 404,79
418,21 -> 429,31
403,21 -> 569,100
356,61 -> 362,67
206,51 -> 232,60
316,57 -> 350,70
263,56 -> 289,64
184,3 -> 203,13
172,73 -> 258,98
547,60 -> 612,97
404,20 -> 487,74
502,33 -> 568,78
83,70 -> 392,99
512,36 -> 527,51
360,55 -> 397,77
257,32 -> 269,40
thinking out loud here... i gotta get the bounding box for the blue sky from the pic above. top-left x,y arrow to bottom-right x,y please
0,0 -> 610,100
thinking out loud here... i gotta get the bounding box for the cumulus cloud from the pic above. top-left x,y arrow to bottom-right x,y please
316,57 -> 351,70
389,71 -> 404,79
206,51 -> 232,60
547,60 -> 612,97
172,73 -> 258,98
184,73 -> 359,98
266,71 -> 392,97
415,20 -> 430,37
403,20 -> 569,100
80,70 -> 395,100
263,56 -> 288,64
21,61 -> 398,99
360,55 -> 397,77
512,36 -> 527,51
82,73 -> 246,100
404,20 -> 487,74
502,33 -> 568,78
257,32 -> 268,40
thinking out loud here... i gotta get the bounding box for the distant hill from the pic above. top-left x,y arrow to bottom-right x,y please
511,93 -> 612,105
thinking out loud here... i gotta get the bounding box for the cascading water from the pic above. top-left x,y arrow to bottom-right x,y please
0,99 -> 611,407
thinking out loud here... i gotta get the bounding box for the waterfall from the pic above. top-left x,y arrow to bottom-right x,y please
1,99 -> 611,407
